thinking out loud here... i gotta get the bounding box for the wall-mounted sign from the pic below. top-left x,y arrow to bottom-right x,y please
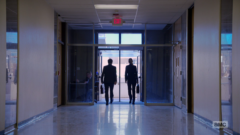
112,18 -> 123,26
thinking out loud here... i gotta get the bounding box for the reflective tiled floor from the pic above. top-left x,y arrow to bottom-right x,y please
98,98 -> 143,104
9,105 -> 226,135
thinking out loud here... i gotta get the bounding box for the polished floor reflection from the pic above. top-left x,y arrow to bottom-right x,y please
9,105 -> 226,135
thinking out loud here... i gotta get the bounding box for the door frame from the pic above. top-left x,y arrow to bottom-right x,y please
97,48 -> 143,103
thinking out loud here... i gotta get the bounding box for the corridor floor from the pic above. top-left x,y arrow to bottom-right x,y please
9,105 -> 226,135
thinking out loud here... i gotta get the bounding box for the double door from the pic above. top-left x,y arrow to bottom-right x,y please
97,49 -> 143,102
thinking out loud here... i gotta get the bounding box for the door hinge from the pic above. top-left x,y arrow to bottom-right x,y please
180,45 -> 183,49
180,71 -> 182,75
180,97 -> 182,101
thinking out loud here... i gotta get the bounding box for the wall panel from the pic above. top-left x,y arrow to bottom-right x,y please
193,0 -> 221,121
0,0 -> 6,132
173,12 -> 187,108
232,0 -> 240,133
181,11 -> 187,107
18,0 -> 54,122
53,12 -> 58,107
174,17 -> 181,42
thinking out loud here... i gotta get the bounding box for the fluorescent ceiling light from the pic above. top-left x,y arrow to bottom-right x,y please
94,5 -> 138,9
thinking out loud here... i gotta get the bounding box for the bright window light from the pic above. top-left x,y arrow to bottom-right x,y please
121,33 -> 142,44
221,33 -> 232,44
94,5 -> 138,9
98,33 -> 119,44
7,32 -> 18,43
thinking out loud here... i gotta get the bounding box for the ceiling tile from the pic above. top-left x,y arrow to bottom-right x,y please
46,0 -> 194,27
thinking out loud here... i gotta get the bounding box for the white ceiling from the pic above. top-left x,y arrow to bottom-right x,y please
46,0 -> 193,29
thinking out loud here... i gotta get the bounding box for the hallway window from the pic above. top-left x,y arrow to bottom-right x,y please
121,33 -> 142,44
6,32 -> 18,43
98,33 -> 119,44
221,33 -> 232,45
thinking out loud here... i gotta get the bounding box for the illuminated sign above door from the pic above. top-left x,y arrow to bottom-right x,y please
112,14 -> 123,26
112,18 -> 123,26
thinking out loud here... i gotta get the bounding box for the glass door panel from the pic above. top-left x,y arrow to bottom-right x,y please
99,50 -> 120,102
120,50 -> 141,102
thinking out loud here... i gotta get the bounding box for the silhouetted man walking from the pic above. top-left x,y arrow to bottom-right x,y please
101,59 -> 117,105
125,58 -> 138,105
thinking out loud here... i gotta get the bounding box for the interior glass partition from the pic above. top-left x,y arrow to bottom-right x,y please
6,0 -> 18,128
145,24 -> 173,104
221,0 -> 233,130
146,24 -> 169,44
146,46 -> 173,104
67,46 -> 93,103
67,24 -> 93,44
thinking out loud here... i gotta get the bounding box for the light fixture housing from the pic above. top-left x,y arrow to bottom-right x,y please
94,5 -> 138,9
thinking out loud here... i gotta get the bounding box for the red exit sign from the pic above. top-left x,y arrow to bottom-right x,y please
112,18 -> 123,26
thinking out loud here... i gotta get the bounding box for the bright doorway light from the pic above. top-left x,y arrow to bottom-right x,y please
94,5 -> 138,9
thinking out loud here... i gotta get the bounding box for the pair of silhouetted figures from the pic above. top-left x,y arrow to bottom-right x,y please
101,58 -> 138,105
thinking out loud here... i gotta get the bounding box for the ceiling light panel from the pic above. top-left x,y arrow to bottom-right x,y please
94,5 -> 138,9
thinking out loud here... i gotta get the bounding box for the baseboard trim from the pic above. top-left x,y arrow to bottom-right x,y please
17,108 -> 56,129
4,125 -> 15,134
0,130 -> 4,135
224,128 -> 234,135
194,113 -> 213,128
233,131 -> 240,135
194,113 -> 233,135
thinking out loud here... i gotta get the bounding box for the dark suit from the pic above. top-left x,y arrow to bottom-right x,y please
125,64 -> 138,103
101,64 -> 117,103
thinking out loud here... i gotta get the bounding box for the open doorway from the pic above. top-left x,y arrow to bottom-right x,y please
97,49 -> 143,104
